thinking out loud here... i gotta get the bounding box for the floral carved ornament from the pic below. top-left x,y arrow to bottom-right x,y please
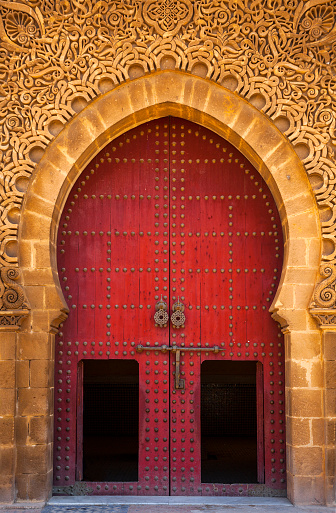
0,0 -> 335,326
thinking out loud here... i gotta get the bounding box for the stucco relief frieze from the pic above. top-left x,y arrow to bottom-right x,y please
0,0 -> 335,318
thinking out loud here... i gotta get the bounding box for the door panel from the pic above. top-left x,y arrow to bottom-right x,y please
54,117 -> 285,497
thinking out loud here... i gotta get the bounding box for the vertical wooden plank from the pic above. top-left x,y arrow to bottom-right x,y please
76,360 -> 84,481
256,361 -> 264,484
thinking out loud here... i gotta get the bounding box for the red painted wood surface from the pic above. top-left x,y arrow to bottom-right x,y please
54,117 -> 285,496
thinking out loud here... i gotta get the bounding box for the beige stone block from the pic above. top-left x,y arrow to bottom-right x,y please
283,309 -> 307,331
24,193 -> 54,219
285,268 -> 316,285
16,444 -> 52,474
16,360 -> 29,388
19,313 -> 32,333
18,240 -> 33,268
29,147 -> 70,198
325,360 -> 336,389
0,361 -> 15,388
29,416 -> 53,445
306,311 -> 319,331
277,283 -> 294,309
325,447 -> 335,477
284,193 -> 319,218
31,310 -> 50,332
0,333 -> 16,360
93,92 -> 133,140
160,73 -> 198,106
312,418 -> 325,446
324,331 -> 336,360
25,163 -> 66,216
242,119 -> 284,164
15,474 -> 29,501
287,331 -> 321,360
326,476 -> 336,505
268,153 -> 313,204
289,389 -> 323,417
45,285 -> 64,310
34,241 -> 52,269
286,360 -> 310,387
287,239 -> 308,267
0,474 -> 15,503
325,418 -> 336,445
286,417 -> 310,446
325,389 -> 336,416
0,417 -> 14,445
15,416 -> 29,445
0,473 -> 15,507
20,210 -> 50,241
307,238 -> 321,268
17,388 -> 50,417
208,90 -> 245,134
28,470 -> 53,501
294,283 -> 315,309
64,119 -> 104,167
22,268 -> 54,286
0,447 -> 14,474
290,446 -> 323,475
24,286 -> 45,310
287,473 -> 325,505
288,210 -> 320,239
128,79 -> 153,113
17,332 -> 50,360
30,360 -> 52,388
310,360 -> 324,388
0,389 -> 15,416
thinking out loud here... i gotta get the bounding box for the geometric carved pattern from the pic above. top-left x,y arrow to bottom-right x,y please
143,0 -> 193,36
0,1 -> 335,311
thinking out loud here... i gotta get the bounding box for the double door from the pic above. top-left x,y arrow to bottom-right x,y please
54,117 -> 286,496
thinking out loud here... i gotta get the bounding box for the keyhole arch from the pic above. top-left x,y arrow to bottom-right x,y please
17,69 -> 322,504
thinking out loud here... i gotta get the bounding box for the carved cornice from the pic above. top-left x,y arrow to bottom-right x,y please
310,309 -> 336,329
0,267 -> 29,330
0,1 -> 335,324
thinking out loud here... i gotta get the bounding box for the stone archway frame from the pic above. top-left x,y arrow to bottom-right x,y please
21,71 -> 320,329
19,71 -> 323,503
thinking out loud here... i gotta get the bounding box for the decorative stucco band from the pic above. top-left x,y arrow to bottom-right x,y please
0,0 -> 335,324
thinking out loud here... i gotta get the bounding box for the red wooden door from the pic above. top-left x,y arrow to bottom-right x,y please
54,118 -> 285,497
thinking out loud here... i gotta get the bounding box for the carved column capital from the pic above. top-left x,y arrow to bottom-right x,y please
0,267 -> 30,331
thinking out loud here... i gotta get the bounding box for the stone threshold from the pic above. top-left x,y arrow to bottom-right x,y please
49,496 -> 292,506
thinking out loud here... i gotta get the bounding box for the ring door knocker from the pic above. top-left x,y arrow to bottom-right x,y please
154,295 -> 169,328
171,297 -> 186,329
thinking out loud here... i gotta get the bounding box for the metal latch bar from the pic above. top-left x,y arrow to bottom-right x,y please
136,344 -> 220,389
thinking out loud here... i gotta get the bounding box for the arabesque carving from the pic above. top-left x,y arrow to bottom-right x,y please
0,267 -> 29,329
0,0 -> 335,315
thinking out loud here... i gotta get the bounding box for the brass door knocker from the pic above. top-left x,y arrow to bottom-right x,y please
154,295 -> 169,327
171,297 -> 185,329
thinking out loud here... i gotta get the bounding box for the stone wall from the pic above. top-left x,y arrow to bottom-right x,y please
0,0 -> 335,506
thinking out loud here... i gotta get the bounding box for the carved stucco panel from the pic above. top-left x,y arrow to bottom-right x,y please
0,0 -> 335,317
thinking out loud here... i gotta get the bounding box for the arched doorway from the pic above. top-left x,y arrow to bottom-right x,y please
53,117 -> 285,497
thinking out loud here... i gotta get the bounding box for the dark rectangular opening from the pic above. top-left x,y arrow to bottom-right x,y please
82,359 -> 139,482
201,360 -> 258,484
